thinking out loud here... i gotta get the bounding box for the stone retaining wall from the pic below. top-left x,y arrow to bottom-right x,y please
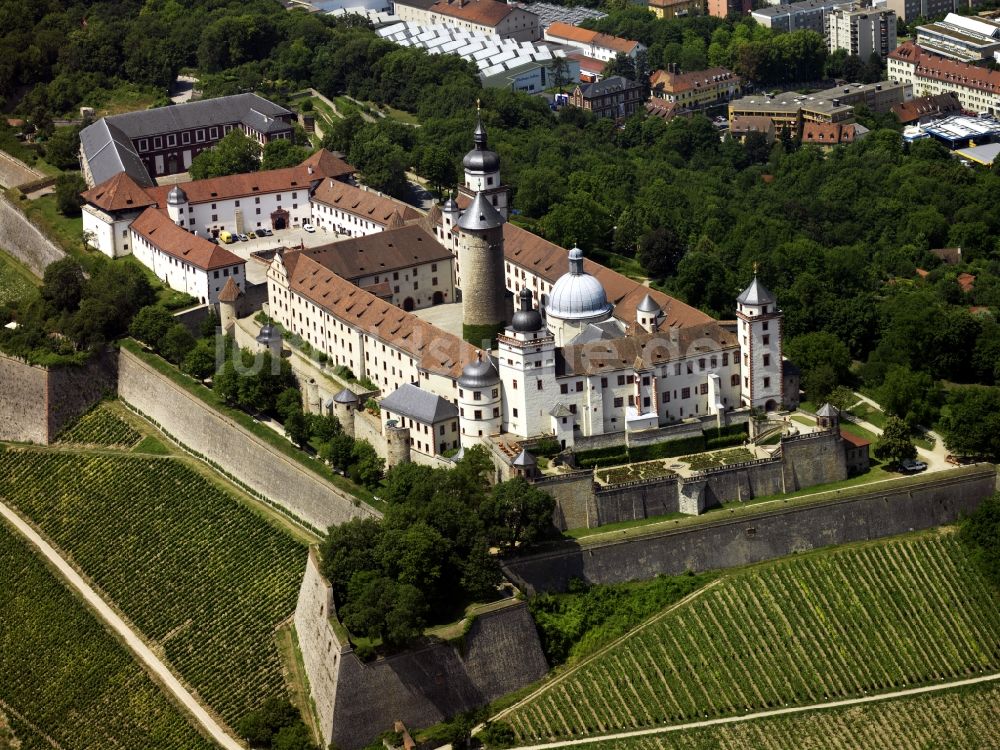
0,192 -> 65,276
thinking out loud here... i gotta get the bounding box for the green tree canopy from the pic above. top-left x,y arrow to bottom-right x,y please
189,130 -> 262,180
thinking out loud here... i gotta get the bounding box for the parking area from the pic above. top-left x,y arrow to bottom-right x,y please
219,225 -> 348,284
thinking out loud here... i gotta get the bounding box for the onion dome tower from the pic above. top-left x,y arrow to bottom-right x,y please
166,185 -> 188,226
457,102 -> 510,219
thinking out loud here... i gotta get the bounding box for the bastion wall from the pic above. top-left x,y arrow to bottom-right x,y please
295,551 -> 549,750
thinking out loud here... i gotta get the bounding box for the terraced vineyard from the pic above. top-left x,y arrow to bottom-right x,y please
501,532 -> 1000,743
0,447 -> 307,726
0,523 -> 215,750
56,404 -> 142,448
575,681 -> 1000,750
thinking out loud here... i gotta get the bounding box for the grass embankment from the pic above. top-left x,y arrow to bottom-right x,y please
0,249 -> 39,304
500,529 -> 1000,744
0,523 -> 216,750
16,193 -> 84,257
120,338 -> 378,508
0,446 -> 309,728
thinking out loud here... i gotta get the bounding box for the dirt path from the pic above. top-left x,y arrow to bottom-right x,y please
0,501 -> 242,750
505,671 -> 1000,749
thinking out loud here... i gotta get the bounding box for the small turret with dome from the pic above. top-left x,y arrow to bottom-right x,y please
166,185 -> 188,226
457,101 -> 510,219
498,288 -> 556,438
457,352 -> 502,448
545,245 -> 613,346
511,288 -> 544,334
636,293 -> 663,333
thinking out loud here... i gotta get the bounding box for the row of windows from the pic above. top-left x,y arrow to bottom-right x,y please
137,124 -> 234,152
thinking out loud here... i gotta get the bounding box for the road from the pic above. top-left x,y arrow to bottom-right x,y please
0,501 -> 242,750
849,391 -> 949,472
505,671 -> 1000,750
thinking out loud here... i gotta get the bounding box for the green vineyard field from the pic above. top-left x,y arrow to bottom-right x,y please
0,522 -> 215,750
56,404 -> 142,448
0,447 -> 307,726
502,532 -> 1000,743
577,681 -> 1000,750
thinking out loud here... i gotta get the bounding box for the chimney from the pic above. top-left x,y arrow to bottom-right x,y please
308,166 -> 314,175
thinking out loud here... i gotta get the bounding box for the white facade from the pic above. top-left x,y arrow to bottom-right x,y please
130,227 -> 245,305
826,6 -> 897,61
498,325 -> 557,438
736,282 -> 783,411
310,201 -> 390,237
83,205 -> 141,259
889,45 -> 1000,116
168,189 -> 311,236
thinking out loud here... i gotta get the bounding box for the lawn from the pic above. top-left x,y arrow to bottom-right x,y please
499,529 -> 1000,744
17,193 -> 85,257
0,249 -> 38,305
0,522 -> 216,750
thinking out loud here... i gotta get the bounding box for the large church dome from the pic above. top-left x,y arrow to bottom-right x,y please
546,247 -> 613,321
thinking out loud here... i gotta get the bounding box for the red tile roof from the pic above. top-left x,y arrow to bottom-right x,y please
891,92 -> 961,124
431,0 -> 521,25
218,276 -> 243,303
802,122 -> 861,144
281,252 -> 476,378
130,207 -> 244,271
311,179 -> 422,226
649,67 -> 739,95
840,429 -> 870,448
890,42 -> 1000,95
645,99 -> 678,121
545,22 -> 640,55
958,272 -> 976,293
566,52 -> 606,75
81,172 -> 157,213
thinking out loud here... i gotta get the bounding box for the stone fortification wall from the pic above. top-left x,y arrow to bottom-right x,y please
594,476 -> 680,525
508,466 -> 998,593
538,472 -> 596,530
0,192 -> 65,276
295,552 -> 549,750
781,430 -> 848,489
117,348 -> 378,531
0,351 -> 116,444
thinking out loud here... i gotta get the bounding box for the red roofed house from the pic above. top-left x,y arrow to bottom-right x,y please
129,207 -> 246,305
649,66 -> 741,109
958,272 -> 976,293
543,22 -> 645,62
393,0 -> 541,41
841,429 -> 871,475
889,42 -> 1000,116
891,92 -> 961,125
801,121 -> 869,146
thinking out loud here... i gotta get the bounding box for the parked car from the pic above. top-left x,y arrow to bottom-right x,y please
303,222 -> 316,233
247,231 -> 257,239
900,458 -> 928,473
237,233 -> 249,242
258,227 -> 273,237
219,231 -> 234,244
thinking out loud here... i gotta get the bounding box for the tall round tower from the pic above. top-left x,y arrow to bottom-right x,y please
331,388 -> 358,438
457,191 -> 506,339
457,353 -> 502,449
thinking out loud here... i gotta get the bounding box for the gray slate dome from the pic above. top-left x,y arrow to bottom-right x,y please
442,196 -> 459,213
256,324 -> 281,344
458,354 -> 500,389
547,246 -> 613,322
637,293 -> 661,313
737,276 -> 776,307
457,192 -> 504,232
333,388 -> 357,404
463,112 -> 501,173
512,288 -> 544,333
167,185 -> 188,205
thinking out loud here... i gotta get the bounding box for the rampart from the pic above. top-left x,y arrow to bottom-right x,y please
505,465 -> 998,593
0,192 -> 65,276
117,347 -> 378,531
295,550 -> 549,750
0,350 -> 117,444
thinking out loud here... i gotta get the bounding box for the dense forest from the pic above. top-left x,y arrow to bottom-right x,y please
4,0 -> 1000,454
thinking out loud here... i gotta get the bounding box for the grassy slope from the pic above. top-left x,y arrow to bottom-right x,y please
0,446 -> 307,727
502,529 -> 1000,743
0,523 -> 216,750
0,249 -> 38,305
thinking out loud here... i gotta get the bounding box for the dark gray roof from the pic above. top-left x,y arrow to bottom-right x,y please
511,288 -> 544,333
80,119 -> 155,187
457,192 -> 505,232
816,403 -> 839,418
333,388 -> 357,404
512,449 -> 536,467
636,293 -> 661,313
458,355 -> 500,388
567,319 -> 626,345
167,185 -> 187,205
581,75 -> 642,98
442,197 -> 459,212
737,276 -> 776,306
256,324 -> 281,343
380,383 -> 459,424
549,403 -> 573,418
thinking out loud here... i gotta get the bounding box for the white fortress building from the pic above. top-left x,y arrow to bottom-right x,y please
264,111 -> 790,461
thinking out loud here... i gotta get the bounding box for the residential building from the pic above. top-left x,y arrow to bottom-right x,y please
752,0 -> 842,34
645,98 -> 680,121
79,93 -> 295,187
392,0 -> 541,41
647,0 -> 704,19
380,383 -> 461,456
826,5 -> 897,61
889,41 -> 1000,115
729,115 -> 777,142
566,52 -> 606,83
884,0 -> 975,24
543,21 -> 645,62
891,91 -> 962,124
129,207 -> 246,305
915,13 -> 1000,64
708,0 -> 752,18
570,76 -> 648,120
801,121 -> 870,144
649,66 -> 742,109
310,179 -> 422,237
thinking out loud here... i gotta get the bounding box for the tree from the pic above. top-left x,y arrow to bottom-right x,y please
284,409 -> 311,447
878,365 -> 940,429
54,172 -> 87,217
551,56 -> 571,91
309,413 -> 342,443
160,323 -> 196,364
183,339 -> 217,380
214,359 -> 241,404
348,131 -> 408,197
418,145 -> 456,198
261,139 -> 310,171
349,440 -> 385,489
938,387 -> 1000,459
960,492 -> 1000,588
275,387 -> 303,422
786,331 -> 852,401
320,433 -> 356,472
189,130 -> 262,180
319,517 -> 383,600
872,415 -> 917,466
636,226 -> 687,281
43,126 -> 82,170
339,571 -> 426,646
41,257 -> 85,312
481,477 -> 555,551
